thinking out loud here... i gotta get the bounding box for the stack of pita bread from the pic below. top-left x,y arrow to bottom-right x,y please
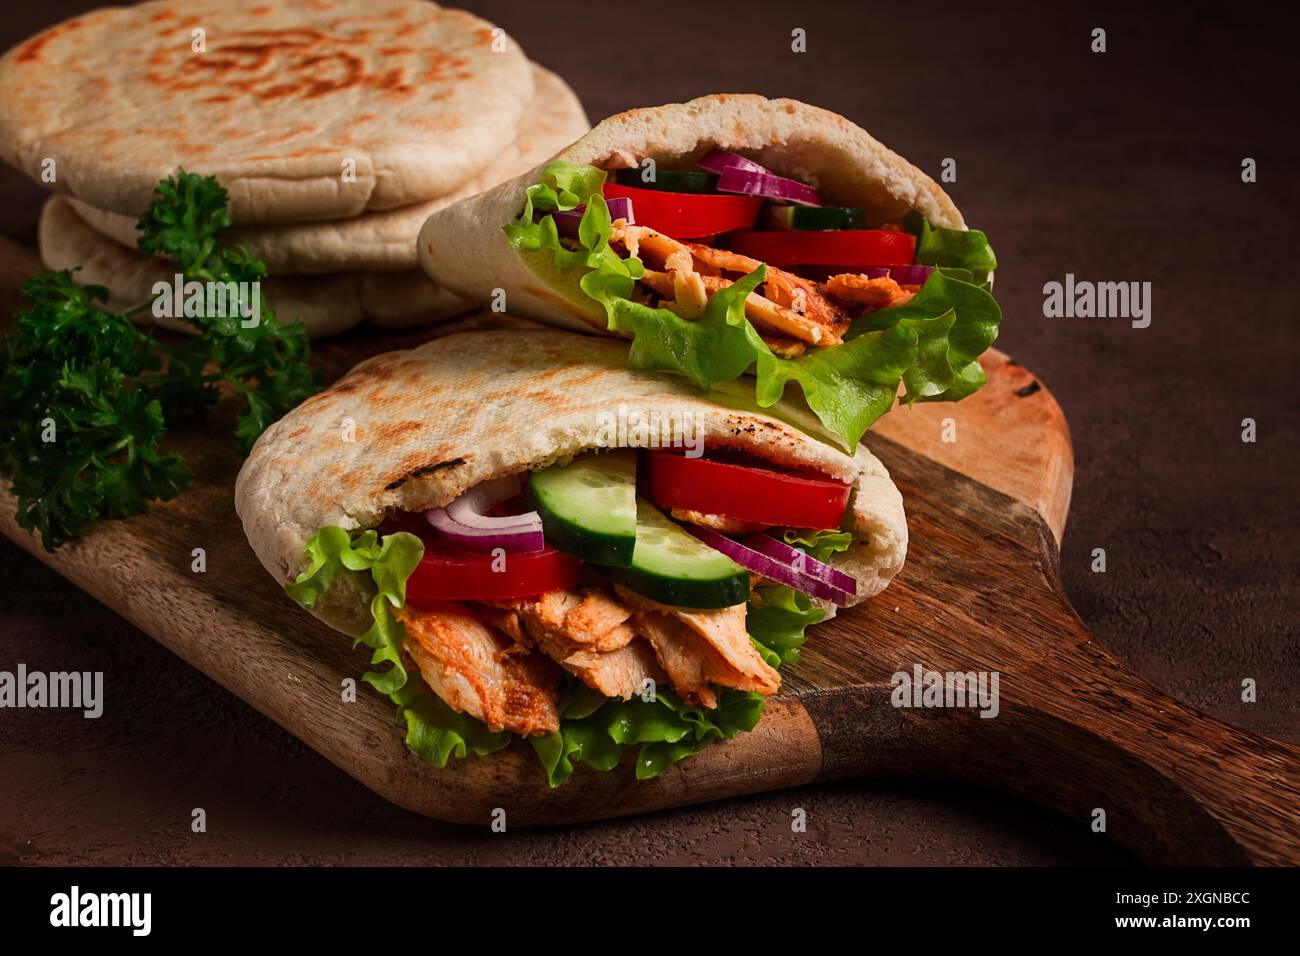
0,0 -> 588,337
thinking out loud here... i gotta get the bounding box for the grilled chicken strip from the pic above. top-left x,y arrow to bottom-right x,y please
685,245 -> 850,336
640,269 -> 841,346
613,222 -> 850,346
397,603 -> 562,736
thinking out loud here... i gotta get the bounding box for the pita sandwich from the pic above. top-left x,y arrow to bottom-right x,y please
235,329 -> 906,786
39,195 -> 463,337
0,0 -> 535,223
63,64 -> 589,274
417,94 -> 1002,448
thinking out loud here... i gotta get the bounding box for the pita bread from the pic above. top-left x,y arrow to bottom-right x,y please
39,195 -> 466,338
64,64 -> 589,274
418,94 -> 965,332
235,329 -> 907,636
0,0 -> 534,224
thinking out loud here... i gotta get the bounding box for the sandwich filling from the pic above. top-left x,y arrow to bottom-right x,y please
287,446 -> 861,786
505,154 -> 1002,448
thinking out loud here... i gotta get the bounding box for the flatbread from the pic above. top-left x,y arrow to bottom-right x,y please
39,195 -> 466,338
0,0 -> 534,224
64,64 -> 589,274
234,329 -> 908,636
418,94 -> 966,332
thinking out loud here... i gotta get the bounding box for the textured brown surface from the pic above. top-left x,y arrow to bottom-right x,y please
1,1 -> 1297,865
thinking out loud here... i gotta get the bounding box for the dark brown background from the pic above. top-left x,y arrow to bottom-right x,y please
1,1 -> 1296,865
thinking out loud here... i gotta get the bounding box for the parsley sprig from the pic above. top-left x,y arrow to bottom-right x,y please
0,171 -> 319,549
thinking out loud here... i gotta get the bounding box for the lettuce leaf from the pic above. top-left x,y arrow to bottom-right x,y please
504,161 -> 1001,447
901,210 -> 997,285
851,268 -> 1001,405
747,585 -> 826,667
392,679 -> 512,767
780,527 -> 854,561
530,681 -> 768,787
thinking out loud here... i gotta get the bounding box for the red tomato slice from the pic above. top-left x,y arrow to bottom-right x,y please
603,182 -> 762,239
405,534 -> 581,606
646,452 -> 851,529
727,229 -> 916,268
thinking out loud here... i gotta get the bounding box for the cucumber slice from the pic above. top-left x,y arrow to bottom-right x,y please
762,204 -> 866,231
609,497 -> 750,609
528,450 -> 637,566
615,168 -> 720,194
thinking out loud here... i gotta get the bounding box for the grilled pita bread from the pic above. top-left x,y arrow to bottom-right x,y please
63,64 -> 589,274
39,195 -> 464,337
0,0 -> 534,223
235,329 -> 907,638
418,94 -> 965,331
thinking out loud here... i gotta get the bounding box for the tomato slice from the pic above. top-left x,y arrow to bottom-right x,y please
405,533 -> 581,606
645,452 -> 851,529
602,182 -> 762,239
726,229 -> 916,268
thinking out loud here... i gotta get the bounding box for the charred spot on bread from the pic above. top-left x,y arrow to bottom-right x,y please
383,456 -> 467,491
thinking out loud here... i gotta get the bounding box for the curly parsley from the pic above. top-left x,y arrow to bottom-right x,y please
0,171 -> 319,549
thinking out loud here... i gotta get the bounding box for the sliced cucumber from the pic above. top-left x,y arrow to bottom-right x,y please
528,450 -> 637,566
615,168 -> 720,194
608,497 -> 750,609
762,204 -> 866,231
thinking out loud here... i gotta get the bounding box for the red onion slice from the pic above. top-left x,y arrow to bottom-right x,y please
716,166 -> 821,207
687,527 -> 853,606
741,534 -> 857,595
887,264 -> 934,286
554,197 -> 634,239
697,148 -> 769,176
425,476 -> 544,553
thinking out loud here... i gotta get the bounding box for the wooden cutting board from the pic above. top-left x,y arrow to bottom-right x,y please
2,237 -> 1297,864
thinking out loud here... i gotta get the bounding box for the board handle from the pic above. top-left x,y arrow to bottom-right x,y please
1007,608 -> 1300,865
806,513 -> 1300,865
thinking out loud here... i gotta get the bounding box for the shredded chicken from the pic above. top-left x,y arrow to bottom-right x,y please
669,507 -> 768,536
632,613 -> 720,708
824,273 -> 918,312
486,587 -> 665,700
560,640 -> 665,701
501,587 -> 636,652
615,586 -> 781,699
397,603 -> 561,736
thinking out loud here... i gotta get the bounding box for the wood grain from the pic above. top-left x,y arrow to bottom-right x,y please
872,349 -> 1073,543
1,239 -> 1297,863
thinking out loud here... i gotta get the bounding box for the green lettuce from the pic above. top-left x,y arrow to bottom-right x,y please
287,524 -> 829,786
780,527 -> 854,561
901,210 -> 997,285
747,585 -> 825,668
505,161 -> 1002,447
530,682 -> 767,787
